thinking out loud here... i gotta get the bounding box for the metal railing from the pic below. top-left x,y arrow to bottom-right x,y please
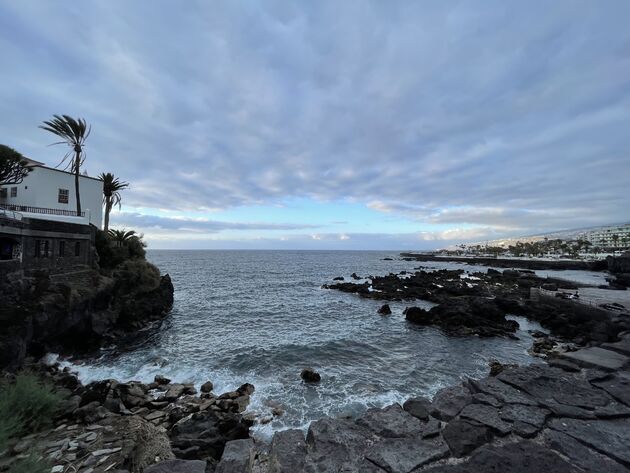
0,207 -> 23,221
0,203 -> 84,217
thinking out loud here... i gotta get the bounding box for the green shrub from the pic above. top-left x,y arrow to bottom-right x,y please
0,373 -> 62,451
95,229 -> 147,269
114,259 -> 161,293
9,453 -> 50,473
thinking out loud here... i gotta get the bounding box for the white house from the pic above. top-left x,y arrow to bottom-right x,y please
0,159 -> 103,228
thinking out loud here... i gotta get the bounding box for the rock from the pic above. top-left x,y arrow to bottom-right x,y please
154,375 -> 171,385
402,397 -> 431,421
543,429 -> 630,473
145,459 -> 207,473
471,393 -> 501,408
164,384 -> 186,401
301,368 -> 321,383
378,304 -> 392,315
469,375 -> 536,406
547,358 -> 581,372
559,347 -> 629,371
430,385 -> 472,421
351,272 -> 361,280
356,404 -> 425,438
268,429 -> 306,473
548,417 -> 630,467
201,381 -> 214,393
488,360 -> 517,376
305,417 -> 372,469
497,365 -> 617,414
442,419 -> 493,457
591,372 -> 630,406
115,415 -> 174,469
333,276 -> 344,281
75,401 -> 109,424
406,297 -> 519,337
216,439 -> 254,473
424,440 -> 577,473
237,383 -> 255,396
459,404 -> 512,435
365,436 -> 450,473
169,409 -> 250,460
499,404 -> 549,429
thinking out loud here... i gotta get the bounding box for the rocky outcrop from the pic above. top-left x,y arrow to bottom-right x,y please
400,253 -> 608,271
0,362 -> 253,472
263,347 -> 630,472
0,262 -> 174,370
404,297 -> 520,337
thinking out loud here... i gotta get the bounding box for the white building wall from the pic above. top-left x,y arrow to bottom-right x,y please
0,166 -> 103,228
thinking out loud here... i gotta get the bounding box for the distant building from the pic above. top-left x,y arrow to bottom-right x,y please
0,158 -> 103,228
578,224 -> 630,249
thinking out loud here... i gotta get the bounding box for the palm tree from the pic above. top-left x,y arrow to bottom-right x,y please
39,115 -> 91,216
108,229 -> 137,247
99,173 -> 129,232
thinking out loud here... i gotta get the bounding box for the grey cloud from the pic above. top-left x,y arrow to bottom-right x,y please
1,1 -> 629,238
110,212 -> 319,233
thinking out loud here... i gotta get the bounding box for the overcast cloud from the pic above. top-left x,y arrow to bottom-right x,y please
1,1 -> 628,249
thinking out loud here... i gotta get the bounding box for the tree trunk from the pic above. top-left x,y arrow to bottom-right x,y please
104,198 -> 111,232
74,150 -> 82,217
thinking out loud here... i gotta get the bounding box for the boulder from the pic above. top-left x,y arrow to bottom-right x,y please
356,404 -> 425,438
423,441 -> 577,473
378,304 -> 392,315
442,419 -> 492,457
301,368 -> 321,383
200,381 -> 214,393
365,436 -> 450,473
154,375 -> 171,385
459,404 -> 512,436
430,385 -> 472,421
402,397 -> 431,421
216,439 -> 255,473
169,410 -> 250,460
268,429 -> 307,473
145,459 -> 206,473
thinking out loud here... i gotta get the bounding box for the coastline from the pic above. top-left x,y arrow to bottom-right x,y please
399,253 -> 609,271
3,255 -> 630,471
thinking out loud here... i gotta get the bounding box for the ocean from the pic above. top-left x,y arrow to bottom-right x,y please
54,250 -> 603,439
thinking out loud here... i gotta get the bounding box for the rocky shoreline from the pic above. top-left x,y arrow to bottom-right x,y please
399,253 -> 608,271
2,259 -> 630,472
0,262 -> 174,371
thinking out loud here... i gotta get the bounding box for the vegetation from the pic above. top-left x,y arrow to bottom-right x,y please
99,172 -> 129,232
96,228 -> 146,269
39,115 -> 91,217
9,454 -> 50,473
0,144 -> 31,186
449,238 -> 602,258
114,258 -> 161,292
0,372 -> 61,452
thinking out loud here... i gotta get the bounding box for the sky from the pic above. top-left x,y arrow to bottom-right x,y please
1,1 -> 629,250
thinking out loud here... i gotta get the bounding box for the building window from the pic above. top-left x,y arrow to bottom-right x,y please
35,240 -> 49,258
0,188 -> 6,198
59,241 -> 65,257
10,187 -> 17,197
58,188 -> 69,204
74,241 -> 81,257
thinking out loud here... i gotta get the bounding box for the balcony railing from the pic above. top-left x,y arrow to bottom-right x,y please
0,203 -> 85,217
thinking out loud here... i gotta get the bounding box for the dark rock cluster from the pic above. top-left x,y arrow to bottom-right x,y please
264,353 -> 630,472
0,267 -> 174,370
0,363 -> 253,472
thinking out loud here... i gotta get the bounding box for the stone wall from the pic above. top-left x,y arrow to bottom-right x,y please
0,216 -> 96,275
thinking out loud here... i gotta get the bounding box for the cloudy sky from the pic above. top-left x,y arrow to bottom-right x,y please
1,1 -> 629,249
